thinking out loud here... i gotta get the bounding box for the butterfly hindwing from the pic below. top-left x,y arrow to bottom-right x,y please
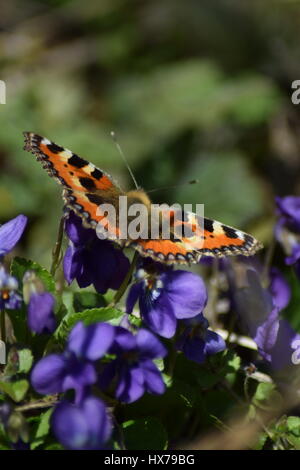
63,188 -> 124,241
171,211 -> 261,256
128,210 -> 262,264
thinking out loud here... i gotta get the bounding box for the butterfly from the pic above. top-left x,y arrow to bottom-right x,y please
23,132 -> 263,265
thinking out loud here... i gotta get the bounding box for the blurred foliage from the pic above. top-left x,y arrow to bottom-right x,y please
1,0 -> 300,267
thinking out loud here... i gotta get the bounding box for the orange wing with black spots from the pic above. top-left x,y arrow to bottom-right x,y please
24,132 -> 126,241
129,210 -> 262,264
23,132 -> 119,193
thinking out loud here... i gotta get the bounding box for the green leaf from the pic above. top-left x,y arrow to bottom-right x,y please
18,349 -> 33,374
54,306 -> 124,342
287,416 -> 300,437
31,409 -> 53,450
0,380 -> 29,402
227,353 -> 241,372
252,383 -> 282,411
11,257 -> 55,293
122,418 -> 168,450
44,443 -> 64,450
286,434 -> 300,450
73,291 -> 106,312
253,382 -> 275,401
35,409 -> 52,439
0,424 -> 10,450
252,432 -> 268,450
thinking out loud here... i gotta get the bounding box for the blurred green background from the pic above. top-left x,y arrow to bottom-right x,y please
1,0 -> 300,267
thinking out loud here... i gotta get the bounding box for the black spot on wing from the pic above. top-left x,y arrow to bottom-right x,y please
203,218 -> 214,233
86,193 -> 104,205
68,154 -> 89,168
222,225 -> 239,239
91,168 -> 103,179
47,143 -> 64,154
79,177 -> 96,190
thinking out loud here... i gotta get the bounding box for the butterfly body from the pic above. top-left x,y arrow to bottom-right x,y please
23,132 -> 263,264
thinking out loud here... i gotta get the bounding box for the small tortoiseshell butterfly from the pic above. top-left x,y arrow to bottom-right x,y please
23,132 -> 263,264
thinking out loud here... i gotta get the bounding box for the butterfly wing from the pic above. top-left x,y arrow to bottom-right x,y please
24,132 -> 126,241
129,209 -> 263,264
23,132 -> 120,193
63,188 -> 125,241
183,213 -> 262,257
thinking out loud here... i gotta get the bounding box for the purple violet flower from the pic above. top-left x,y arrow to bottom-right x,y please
275,196 -> 300,232
230,263 -> 300,371
126,260 -> 208,338
23,271 -> 56,334
63,211 -> 130,294
176,313 -> 226,363
269,268 -> 291,311
275,196 -> 300,274
100,327 -> 167,403
31,321 -> 115,403
0,267 -> 22,310
51,395 -> 112,450
254,307 -> 300,371
0,215 -> 27,258
27,292 -> 56,334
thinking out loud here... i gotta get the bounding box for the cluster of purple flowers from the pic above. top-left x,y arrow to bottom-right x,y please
0,214 -> 56,334
63,213 -> 225,358
5,192 -> 300,450
24,211 -> 225,449
232,262 -> 299,371
229,196 -> 300,372
31,322 -> 167,449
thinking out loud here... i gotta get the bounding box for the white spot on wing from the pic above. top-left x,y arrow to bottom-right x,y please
60,150 -> 73,159
235,230 -> 244,239
212,221 -> 224,235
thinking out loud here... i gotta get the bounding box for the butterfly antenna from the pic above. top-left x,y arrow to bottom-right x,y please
147,180 -> 199,194
110,131 -> 139,190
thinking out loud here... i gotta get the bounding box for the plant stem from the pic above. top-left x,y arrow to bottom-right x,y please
112,251 -> 139,306
0,309 -> 6,343
16,396 -> 59,412
50,216 -> 65,277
